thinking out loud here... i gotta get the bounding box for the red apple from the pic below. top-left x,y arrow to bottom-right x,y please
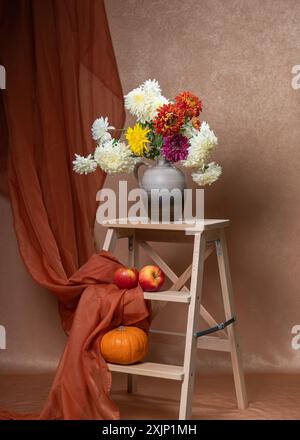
139,265 -> 165,292
114,267 -> 139,289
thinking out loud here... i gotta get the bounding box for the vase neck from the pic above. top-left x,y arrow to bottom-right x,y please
156,157 -> 171,167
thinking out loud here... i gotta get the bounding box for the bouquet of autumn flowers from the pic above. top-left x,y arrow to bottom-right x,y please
73,79 -> 221,186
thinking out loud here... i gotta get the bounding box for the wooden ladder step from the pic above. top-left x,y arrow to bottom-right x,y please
107,361 -> 184,381
143,290 -> 191,303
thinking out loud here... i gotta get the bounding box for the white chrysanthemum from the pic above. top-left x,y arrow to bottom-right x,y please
142,79 -> 161,97
151,95 -> 169,111
91,117 -> 115,142
124,80 -> 168,123
183,122 -> 218,168
98,131 -> 112,144
192,162 -> 222,186
182,121 -> 199,139
124,87 -> 148,121
73,154 -> 97,175
142,94 -> 169,122
94,140 -> 138,174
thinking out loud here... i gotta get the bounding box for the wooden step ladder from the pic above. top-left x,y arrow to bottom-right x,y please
102,218 -> 248,420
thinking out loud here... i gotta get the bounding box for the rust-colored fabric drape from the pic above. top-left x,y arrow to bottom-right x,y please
0,253 -> 150,420
0,95 -> 8,195
0,0 -> 125,274
0,0 -> 149,420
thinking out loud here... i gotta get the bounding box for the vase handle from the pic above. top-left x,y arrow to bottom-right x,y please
134,160 -> 149,187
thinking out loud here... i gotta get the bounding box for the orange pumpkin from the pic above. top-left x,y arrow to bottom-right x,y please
100,326 -> 148,365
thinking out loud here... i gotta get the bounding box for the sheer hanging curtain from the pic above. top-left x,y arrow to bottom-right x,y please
0,0 -> 125,277
0,0 -> 150,420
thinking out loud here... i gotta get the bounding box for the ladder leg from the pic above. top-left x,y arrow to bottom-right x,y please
179,232 -> 206,420
127,375 -> 136,394
102,228 -> 117,252
127,234 -> 139,394
216,229 -> 248,409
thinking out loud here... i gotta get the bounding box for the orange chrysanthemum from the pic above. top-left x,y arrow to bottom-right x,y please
191,116 -> 201,130
175,91 -> 203,118
154,103 -> 185,137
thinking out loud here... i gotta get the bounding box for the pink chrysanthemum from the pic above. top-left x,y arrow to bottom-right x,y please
162,133 -> 189,163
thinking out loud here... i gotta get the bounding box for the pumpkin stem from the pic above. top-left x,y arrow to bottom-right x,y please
118,326 -> 126,331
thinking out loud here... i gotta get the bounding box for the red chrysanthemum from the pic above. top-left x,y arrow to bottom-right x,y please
154,103 -> 185,137
175,91 -> 203,118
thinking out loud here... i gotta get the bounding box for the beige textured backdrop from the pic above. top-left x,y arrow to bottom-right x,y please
1,0 -> 300,375
102,0 -> 300,372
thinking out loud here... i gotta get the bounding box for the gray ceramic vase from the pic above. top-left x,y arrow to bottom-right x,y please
134,157 -> 186,221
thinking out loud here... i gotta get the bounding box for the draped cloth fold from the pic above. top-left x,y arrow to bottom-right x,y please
0,251 -> 151,420
0,0 -> 135,419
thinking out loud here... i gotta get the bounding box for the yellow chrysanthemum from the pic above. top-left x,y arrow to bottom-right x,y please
125,124 -> 150,156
